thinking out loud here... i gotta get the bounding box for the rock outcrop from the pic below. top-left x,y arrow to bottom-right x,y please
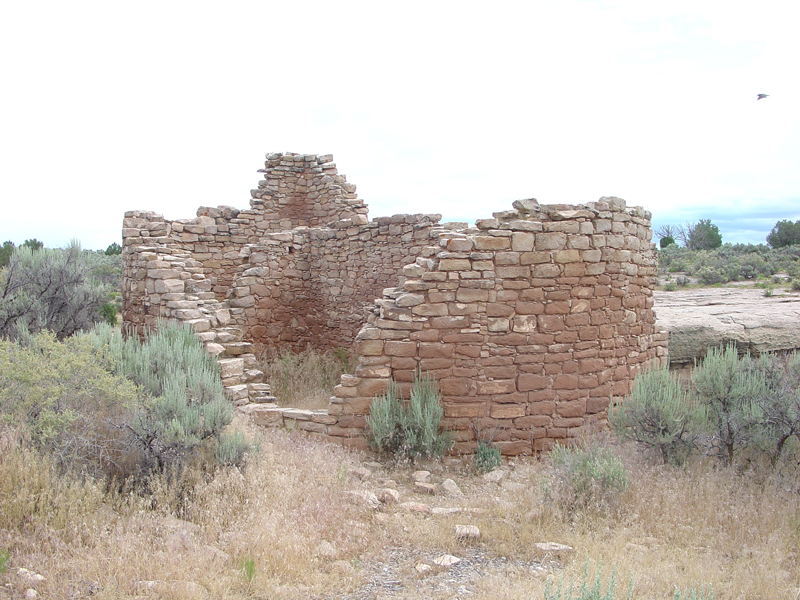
654,288 -> 800,365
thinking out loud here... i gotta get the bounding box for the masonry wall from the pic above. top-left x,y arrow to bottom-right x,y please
227,214 -> 444,350
122,153 -> 432,349
122,152 -> 666,455
322,198 -> 666,454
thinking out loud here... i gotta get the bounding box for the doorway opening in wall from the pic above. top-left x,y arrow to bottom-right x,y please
255,346 -> 357,410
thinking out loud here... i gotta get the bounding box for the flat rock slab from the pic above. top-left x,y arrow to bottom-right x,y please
654,288 -> 800,364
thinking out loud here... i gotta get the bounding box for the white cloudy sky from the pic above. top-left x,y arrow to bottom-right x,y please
1,0 -> 798,250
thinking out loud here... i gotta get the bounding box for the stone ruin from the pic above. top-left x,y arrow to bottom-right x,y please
121,152 -> 667,454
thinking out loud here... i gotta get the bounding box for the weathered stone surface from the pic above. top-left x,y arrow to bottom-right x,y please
454,525 -> 480,540
442,478 -> 464,497
655,288 -> 800,364
434,554 -> 462,567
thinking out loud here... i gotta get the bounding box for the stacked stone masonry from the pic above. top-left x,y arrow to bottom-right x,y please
122,152 -> 667,455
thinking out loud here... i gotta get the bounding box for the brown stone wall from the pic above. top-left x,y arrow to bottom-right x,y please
326,198 -> 665,454
122,153 -> 665,454
122,153 -> 369,316
227,214 -> 444,351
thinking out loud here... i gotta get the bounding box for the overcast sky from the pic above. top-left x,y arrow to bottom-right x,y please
1,1 -> 798,250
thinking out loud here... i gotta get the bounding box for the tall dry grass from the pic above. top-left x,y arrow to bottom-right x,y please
466,443 -> 800,599
0,418 -> 375,599
257,346 -> 355,410
2,427 -> 799,598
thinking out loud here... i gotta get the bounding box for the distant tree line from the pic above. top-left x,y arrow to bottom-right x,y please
655,221 -> 722,250
656,218 -> 800,250
767,220 -> 800,249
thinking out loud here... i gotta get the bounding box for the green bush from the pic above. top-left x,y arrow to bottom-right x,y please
549,440 -> 628,513
684,220 -> 722,250
617,349 -> 800,470
0,241 -> 13,268
84,321 -> 251,473
657,241 -> 796,287
696,266 -> 726,286
748,352 -> 800,464
660,235 -> 676,249
0,330 -> 139,478
610,367 -> 698,466
474,439 -> 501,473
367,371 -> 452,461
0,242 -> 113,340
767,219 -> 800,249
692,344 -> 767,465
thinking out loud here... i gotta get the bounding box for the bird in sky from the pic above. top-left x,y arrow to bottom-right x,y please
757,94 -> 769,100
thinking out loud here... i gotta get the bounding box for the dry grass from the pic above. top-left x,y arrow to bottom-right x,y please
2,418 -> 799,598
0,417 -> 375,599
257,347 -> 355,410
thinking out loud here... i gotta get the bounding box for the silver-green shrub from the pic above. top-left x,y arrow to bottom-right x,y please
691,344 -> 767,465
367,371 -> 452,461
610,367 -> 699,466
0,330 -> 139,478
544,556 -> 631,600
473,439 -> 501,473
84,321 -> 251,473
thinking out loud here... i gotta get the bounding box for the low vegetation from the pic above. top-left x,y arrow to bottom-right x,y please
367,371 -> 453,462
611,345 -> 800,471
0,241 -> 121,340
2,230 -> 800,597
257,346 -> 355,409
3,338 -> 800,597
658,242 -> 800,287
1,321 -> 252,489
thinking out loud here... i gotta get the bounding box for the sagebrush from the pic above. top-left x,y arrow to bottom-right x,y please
367,371 -> 452,461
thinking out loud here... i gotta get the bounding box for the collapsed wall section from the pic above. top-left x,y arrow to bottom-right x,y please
122,153 -> 368,325
226,214 -> 444,351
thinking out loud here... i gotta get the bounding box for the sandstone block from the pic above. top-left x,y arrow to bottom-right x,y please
384,341 -> 417,356
438,258 -> 471,271
474,236 -> 510,250
419,343 -> 454,358
490,404 -> 526,419
512,315 -> 538,332
430,316 -> 470,329
535,232 -> 567,251
155,279 -> 185,294
218,358 -> 244,379
496,266 -> 530,279
511,232 -> 535,251
477,380 -> 516,395
444,402 -> 487,418
554,249 -> 581,263
356,339 -> 384,355
396,293 -> 425,307
518,374 -> 549,391
412,303 -> 448,316
456,288 -> 489,302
